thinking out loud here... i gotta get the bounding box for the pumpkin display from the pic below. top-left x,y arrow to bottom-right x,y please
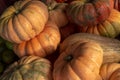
77,9 -> 120,38
60,33 -> 120,64
13,20 -> 60,58
0,0 -> 48,44
66,0 -> 111,26
0,56 -> 52,80
53,41 -> 103,80
100,62 -> 120,80
47,0 -> 68,27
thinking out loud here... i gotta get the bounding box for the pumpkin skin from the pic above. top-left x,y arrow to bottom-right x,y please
53,41 -> 103,80
0,0 -> 48,44
77,9 -> 120,38
0,56 -> 52,80
100,63 -> 120,80
66,0 -> 111,26
60,33 -> 120,64
13,20 -> 60,58
48,0 -> 68,28
113,0 -> 120,11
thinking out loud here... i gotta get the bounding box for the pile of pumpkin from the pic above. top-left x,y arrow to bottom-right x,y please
0,0 -> 120,80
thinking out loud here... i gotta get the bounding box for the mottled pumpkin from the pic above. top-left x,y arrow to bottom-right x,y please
13,20 -> 60,58
48,0 -> 68,27
0,56 -> 52,80
53,41 -> 103,80
0,0 -> 48,43
100,62 -> 120,80
77,9 -> 120,38
66,0 -> 111,26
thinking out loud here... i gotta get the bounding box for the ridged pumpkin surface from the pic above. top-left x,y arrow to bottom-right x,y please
78,9 -> 120,38
13,21 -> 60,58
48,0 -> 68,27
100,63 -> 120,80
53,41 -> 103,80
0,0 -> 48,43
66,0 -> 111,26
0,56 -> 52,80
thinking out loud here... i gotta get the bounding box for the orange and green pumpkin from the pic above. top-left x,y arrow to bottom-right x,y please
77,9 -> 120,38
0,0 -> 48,44
13,20 -> 60,58
66,0 -> 111,26
47,0 -> 68,28
0,56 -> 52,80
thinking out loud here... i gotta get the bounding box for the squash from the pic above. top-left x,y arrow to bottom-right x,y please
100,62 -> 120,80
47,0 -> 68,27
77,9 -> 120,38
60,33 -> 120,64
53,41 -> 103,80
0,0 -> 48,43
111,0 -> 120,11
13,20 -> 60,58
0,56 -> 52,80
66,0 -> 111,26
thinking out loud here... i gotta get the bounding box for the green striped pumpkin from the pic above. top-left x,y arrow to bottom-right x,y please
0,56 -> 52,80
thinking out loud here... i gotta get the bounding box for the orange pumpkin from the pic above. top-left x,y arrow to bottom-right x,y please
100,62 -> 120,80
77,9 -> 120,38
13,20 -> 60,58
66,0 -> 111,26
0,0 -> 48,43
60,33 -> 120,64
53,41 -> 103,80
48,0 -> 68,28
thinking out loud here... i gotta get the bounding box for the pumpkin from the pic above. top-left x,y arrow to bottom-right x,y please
100,62 -> 120,80
113,0 -> 120,11
60,33 -> 120,64
66,0 -> 111,26
53,41 -> 103,80
13,20 -> 60,58
47,0 -> 68,27
77,9 -> 120,38
0,0 -> 48,44
0,56 -> 52,80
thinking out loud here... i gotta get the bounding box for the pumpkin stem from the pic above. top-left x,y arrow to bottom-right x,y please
14,10 -> 20,14
64,55 -> 73,62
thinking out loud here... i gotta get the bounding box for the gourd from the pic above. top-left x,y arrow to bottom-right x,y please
0,56 -> 52,80
77,9 -> 120,38
110,0 -> 120,11
47,0 -> 68,27
100,62 -> 120,80
13,20 -> 60,58
53,41 -> 103,80
66,0 -> 111,26
60,33 -> 120,64
0,0 -> 48,43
